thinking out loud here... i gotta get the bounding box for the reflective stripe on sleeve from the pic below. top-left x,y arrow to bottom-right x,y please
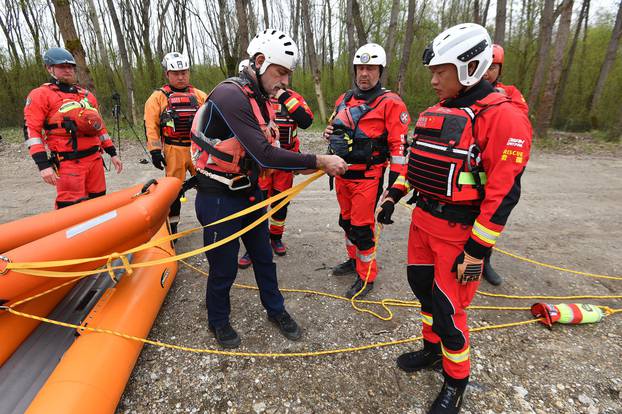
25,137 -> 43,147
472,220 -> 501,245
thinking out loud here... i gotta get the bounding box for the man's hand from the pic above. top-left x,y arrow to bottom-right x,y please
323,125 -> 334,141
452,251 -> 484,284
316,154 -> 347,176
40,167 -> 59,186
111,155 -> 123,173
150,150 -> 166,170
376,198 -> 395,224
275,89 -> 286,99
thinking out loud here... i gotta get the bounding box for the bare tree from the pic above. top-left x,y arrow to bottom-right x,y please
51,0 -> 95,91
262,0 -> 269,27
381,0 -> 401,86
494,0 -> 507,44
397,0 -> 426,96
553,0 -> 590,125
85,0 -> 116,88
352,0 -> 367,45
19,0 -> 44,68
527,0 -> 554,111
236,0 -> 250,59
535,0 -> 574,136
105,0 -> 137,122
301,0 -> 327,121
589,0 -> 622,115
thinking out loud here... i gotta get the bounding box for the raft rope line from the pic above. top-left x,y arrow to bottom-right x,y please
1,173 -> 621,356
2,277 -> 620,357
3,172 -> 622,282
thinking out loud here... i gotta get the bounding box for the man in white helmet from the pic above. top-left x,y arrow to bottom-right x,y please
144,52 -> 208,233
322,42 -> 410,299
190,29 -> 346,348
236,55 -> 315,267
377,23 -> 532,413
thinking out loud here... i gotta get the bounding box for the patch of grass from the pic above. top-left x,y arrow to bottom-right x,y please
0,126 -> 23,144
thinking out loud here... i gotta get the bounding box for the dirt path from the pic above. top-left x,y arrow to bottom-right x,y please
1,134 -> 621,414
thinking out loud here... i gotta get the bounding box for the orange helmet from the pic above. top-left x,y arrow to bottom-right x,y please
492,44 -> 505,65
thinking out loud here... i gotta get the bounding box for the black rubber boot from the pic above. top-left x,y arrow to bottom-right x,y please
208,323 -> 241,349
345,277 -> 373,299
332,258 -> 356,276
428,376 -> 468,414
483,252 -> 503,286
396,340 -> 442,373
268,311 -> 302,340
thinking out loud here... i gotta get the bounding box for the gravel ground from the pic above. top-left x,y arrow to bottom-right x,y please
1,132 -> 621,414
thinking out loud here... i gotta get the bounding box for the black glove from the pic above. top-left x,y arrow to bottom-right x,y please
150,150 -> 166,170
377,200 -> 395,224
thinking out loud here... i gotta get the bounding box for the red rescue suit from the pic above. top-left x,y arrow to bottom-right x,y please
24,80 -> 116,209
390,82 -> 532,380
259,89 -> 314,240
331,85 -> 410,283
495,82 -> 529,115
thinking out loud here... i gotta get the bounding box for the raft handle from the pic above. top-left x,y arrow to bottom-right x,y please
135,179 -> 158,197
0,255 -> 10,275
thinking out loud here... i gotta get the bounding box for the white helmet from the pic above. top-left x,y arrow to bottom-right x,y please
161,52 -> 190,71
246,29 -> 299,75
353,43 -> 386,67
422,23 -> 492,86
238,59 -> 250,72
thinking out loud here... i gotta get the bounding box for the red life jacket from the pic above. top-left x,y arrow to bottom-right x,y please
191,77 -> 277,175
406,92 -> 509,203
271,98 -> 298,150
329,89 -> 391,165
159,85 -> 200,144
42,83 -> 104,154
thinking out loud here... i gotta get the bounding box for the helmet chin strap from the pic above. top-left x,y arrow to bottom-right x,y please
250,59 -> 270,97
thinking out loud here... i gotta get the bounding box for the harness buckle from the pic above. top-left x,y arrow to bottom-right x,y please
228,175 -> 252,191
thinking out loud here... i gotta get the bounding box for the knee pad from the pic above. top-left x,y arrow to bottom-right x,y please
431,284 -> 466,351
407,265 -> 434,296
338,215 -> 351,233
350,225 -> 374,251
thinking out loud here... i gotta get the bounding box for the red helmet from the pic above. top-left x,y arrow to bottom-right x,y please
492,44 -> 504,65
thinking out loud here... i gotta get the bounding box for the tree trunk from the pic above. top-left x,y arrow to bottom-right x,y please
553,0 -> 590,125
105,0 -> 136,123
589,0 -> 622,115
397,0 -> 419,96
494,0 -> 507,44
262,0 -> 269,28
352,0 -> 367,45
473,0 -> 480,24
139,0 -> 157,88
51,0 -> 96,92
235,0 -> 250,59
381,0 -> 401,86
346,0 -> 357,70
535,0 -> 574,137
527,0 -> 555,111
19,0 -> 43,68
301,0 -> 327,122
85,0 -> 116,88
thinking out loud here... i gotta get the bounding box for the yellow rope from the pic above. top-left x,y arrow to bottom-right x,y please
5,172 -> 322,278
398,200 -> 622,280
1,304 -> 549,357
3,171 -> 324,273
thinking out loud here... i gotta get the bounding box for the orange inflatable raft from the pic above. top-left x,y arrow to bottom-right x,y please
0,178 -> 182,412
0,224 -> 178,414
